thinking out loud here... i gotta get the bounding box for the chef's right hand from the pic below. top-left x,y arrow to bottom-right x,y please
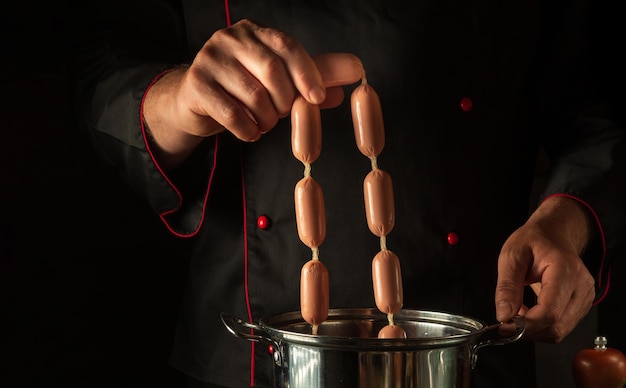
494,196 -> 596,343
142,18 -> 364,169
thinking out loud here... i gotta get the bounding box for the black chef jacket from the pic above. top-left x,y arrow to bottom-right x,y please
70,0 -> 625,387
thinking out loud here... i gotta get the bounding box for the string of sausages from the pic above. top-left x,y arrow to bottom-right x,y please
291,73 -> 405,338
291,95 -> 328,336
351,75 -> 406,339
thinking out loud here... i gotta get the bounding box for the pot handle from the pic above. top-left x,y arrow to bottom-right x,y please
221,312 -> 284,366
220,312 -> 271,343
471,315 -> 526,369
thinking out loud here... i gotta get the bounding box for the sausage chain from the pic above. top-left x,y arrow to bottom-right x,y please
291,96 -> 329,335
351,76 -> 406,339
291,74 -> 405,338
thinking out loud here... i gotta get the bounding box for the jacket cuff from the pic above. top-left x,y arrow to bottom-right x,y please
139,69 -> 218,237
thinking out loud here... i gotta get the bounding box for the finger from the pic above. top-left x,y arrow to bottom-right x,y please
250,22 -> 327,105
210,60 -> 282,133
235,48 -> 298,118
185,66 -> 263,141
494,244 -> 532,322
497,305 -> 528,337
524,257 -> 575,329
207,89 -> 264,141
524,270 -> 594,342
206,21 -> 296,120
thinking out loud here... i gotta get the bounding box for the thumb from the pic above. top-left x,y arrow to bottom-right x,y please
495,280 -> 524,322
495,248 -> 531,322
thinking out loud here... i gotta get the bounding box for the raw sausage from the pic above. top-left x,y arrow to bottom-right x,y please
351,83 -> 385,158
349,75 -> 403,325
372,250 -> 403,314
378,324 -> 407,339
294,176 -> 326,248
291,96 -> 322,165
300,259 -> 330,326
313,53 -> 364,87
363,169 -> 395,237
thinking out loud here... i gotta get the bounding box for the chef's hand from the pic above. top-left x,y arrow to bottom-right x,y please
142,18 -> 364,170
494,195 -> 596,343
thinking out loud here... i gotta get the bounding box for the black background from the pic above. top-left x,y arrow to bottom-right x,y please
1,2 -> 190,386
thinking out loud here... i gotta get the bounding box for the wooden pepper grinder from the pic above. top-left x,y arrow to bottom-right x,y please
573,336 -> 626,388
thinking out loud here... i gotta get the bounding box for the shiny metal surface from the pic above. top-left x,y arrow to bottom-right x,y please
221,308 -> 525,388
277,343 -> 471,387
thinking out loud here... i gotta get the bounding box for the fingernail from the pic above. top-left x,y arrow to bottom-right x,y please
308,85 -> 325,104
496,301 -> 513,321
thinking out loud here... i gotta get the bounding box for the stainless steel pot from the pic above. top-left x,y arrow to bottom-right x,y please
221,308 -> 525,388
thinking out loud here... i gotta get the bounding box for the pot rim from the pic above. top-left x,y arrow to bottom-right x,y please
255,308 -> 491,350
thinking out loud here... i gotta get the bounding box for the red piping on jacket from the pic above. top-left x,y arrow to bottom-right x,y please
140,70 -> 218,238
239,145 -> 256,387
542,193 -> 610,305
143,3 -> 256,385
221,2 -> 257,386
144,5 -> 611,385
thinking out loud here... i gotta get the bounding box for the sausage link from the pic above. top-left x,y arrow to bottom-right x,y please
363,169 -> 395,237
372,250 -> 403,314
294,176 -> 326,248
351,83 -> 385,158
291,96 -> 322,164
300,259 -> 330,326
378,324 -> 407,339
313,53 -> 364,87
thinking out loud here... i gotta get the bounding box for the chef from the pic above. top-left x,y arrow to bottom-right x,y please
71,0 -> 624,386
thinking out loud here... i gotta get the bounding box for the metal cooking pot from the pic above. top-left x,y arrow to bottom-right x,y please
221,308 -> 525,388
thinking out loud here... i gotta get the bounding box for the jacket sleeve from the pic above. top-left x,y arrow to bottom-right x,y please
530,0 -> 625,303
70,0 -> 219,236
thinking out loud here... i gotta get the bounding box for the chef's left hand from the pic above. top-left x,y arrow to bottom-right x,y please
494,195 -> 596,343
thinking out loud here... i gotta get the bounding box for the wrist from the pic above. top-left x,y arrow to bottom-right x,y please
142,67 -> 204,170
527,194 -> 594,255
